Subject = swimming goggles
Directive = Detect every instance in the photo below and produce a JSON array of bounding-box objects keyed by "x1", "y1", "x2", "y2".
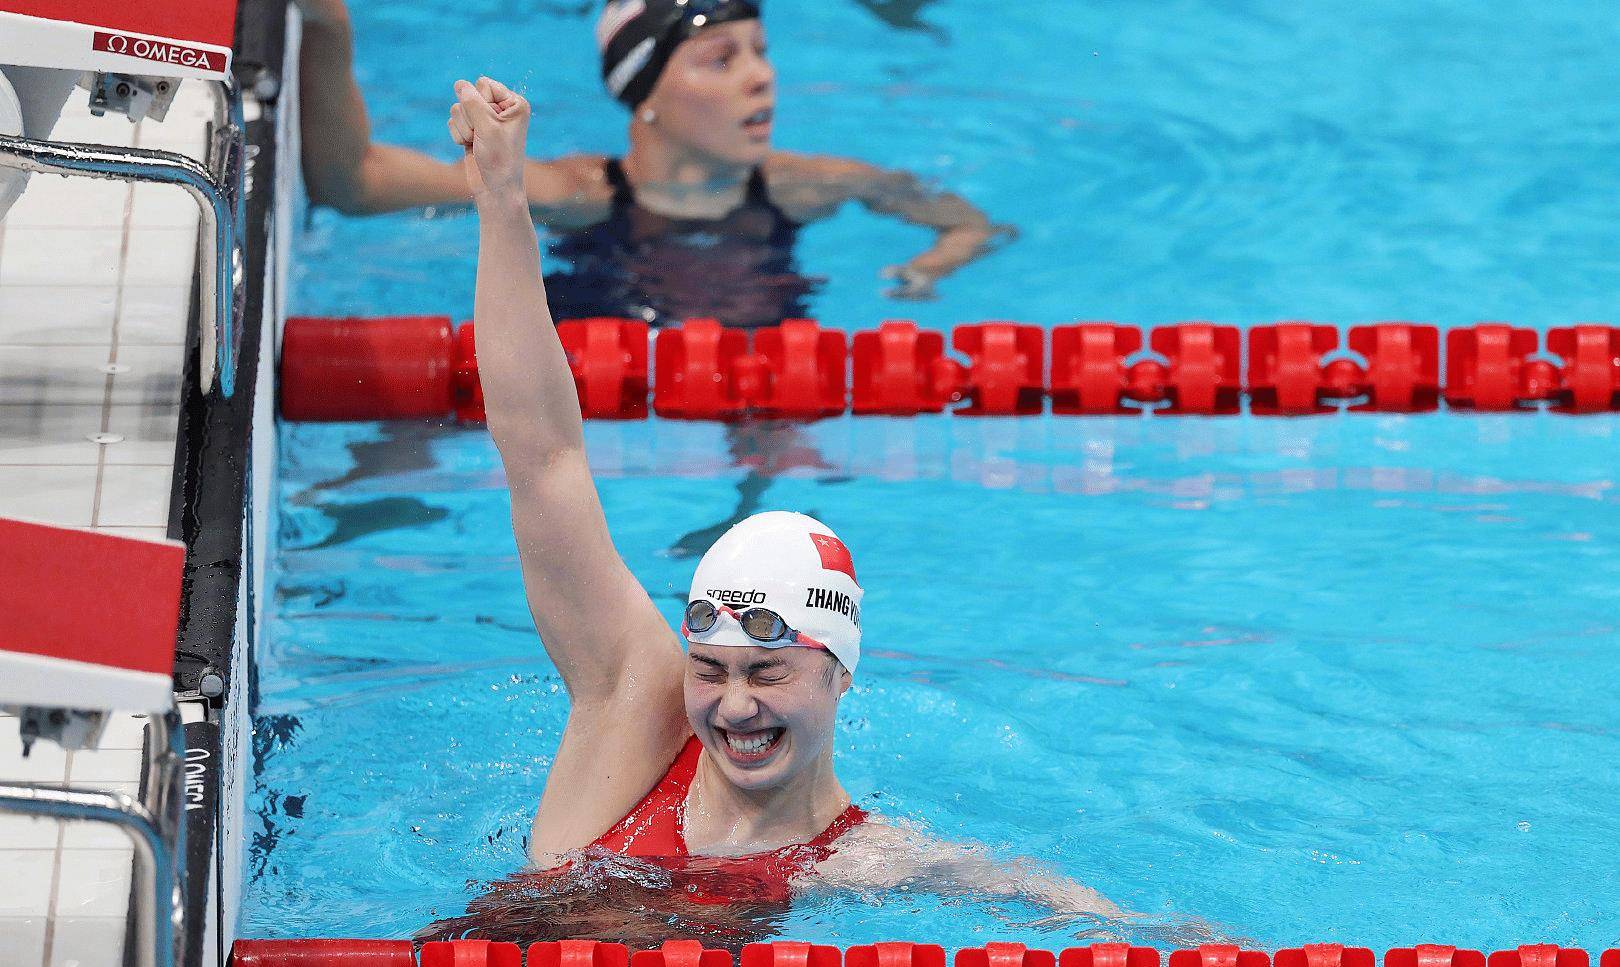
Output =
[
  {"x1": 663, "y1": 0, "x2": 760, "y2": 43},
  {"x1": 682, "y1": 599, "x2": 828, "y2": 650}
]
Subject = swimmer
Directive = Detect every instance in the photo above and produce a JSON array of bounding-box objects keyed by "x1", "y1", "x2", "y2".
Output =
[
  {"x1": 297, "y1": 0, "x2": 1009, "y2": 321},
  {"x1": 443, "y1": 74, "x2": 1120, "y2": 934}
]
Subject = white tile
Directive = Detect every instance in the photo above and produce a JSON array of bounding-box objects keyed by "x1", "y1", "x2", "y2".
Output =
[
  {"x1": 87, "y1": 526, "x2": 168, "y2": 540},
  {"x1": 47, "y1": 114, "x2": 136, "y2": 149},
  {"x1": 0, "y1": 229, "x2": 123, "y2": 288},
  {"x1": 0, "y1": 405, "x2": 104, "y2": 466},
  {"x1": 117, "y1": 286, "x2": 190, "y2": 345},
  {"x1": 124, "y1": 229, "x2": 199, "y2": 287},
  {"x1": 3, "y1": 175, "x2": 129, "y2": 229},
  {"x1": 52, "y1": 851, "x2": 132, "y2": 918},
  {"x1": 163, "y1": 82, "x2": 216, "y2": 121},
  {"x1": 0, "y1": 286, "x2": 118, "y2": 345},
  {"x1": 0, "y1": 718, "x2": 71, "y2": 783},
  {"x1": 65, "y1": 749, "x2": 143, "y2": 785},
  {"x1": 106, "y1": 345, "x2": 184, "y2": 408},
  {"x1": 94, "y1": 466, "x2": 171, "y2": 529},
  {"x1": 132, "y1": 124, "x2": 208, "y2": 157},
  {"x1": 0, "y1": 813, "x2": 61, "y2": 850},
  {"x1": 0, "y1": 852, "x2": 56, "y2": 916},
  {"x1": 134, "y1": 98, "x2": 211, "y2": 151},
  {"x1": 0, "y1": 916, "x2": 46, "y2": 966},
  {"x1": 102, "y1": 405, "x2": 178, "y2": 466},
  {"x1": 0, "y1": 466, "x2": 97, "y2": 527},
  {"x1": 49, "y1": 916, "x2": 127, "y2": 967},
  {"x1": 0, "y1": 345, "x2": 112, "y2": 406},
  {"x1": 60, "y1": 784, "x2": 140, "y2": 850},
  {"x1": 129, "y1": 184, "x2": 200, "y2": 232},
  {"x1": 91, "y1": 716, "x2": 147, "y2": 753}
]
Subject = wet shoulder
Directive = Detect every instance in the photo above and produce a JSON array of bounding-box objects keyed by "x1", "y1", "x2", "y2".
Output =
[
  {"x1": 762, "y1": 151, "x2": 883, "y2": 223},
  {"x1": 526, "y1": 153, "x2": 615, "y2": 230},
  {"x1": 806, "y1": 813, "x2": 921, "y2": 889}
]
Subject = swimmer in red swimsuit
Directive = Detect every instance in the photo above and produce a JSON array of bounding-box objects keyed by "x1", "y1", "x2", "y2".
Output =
[{"x1": 438, "y1": 73, "x2": 1123, "y2": 941}]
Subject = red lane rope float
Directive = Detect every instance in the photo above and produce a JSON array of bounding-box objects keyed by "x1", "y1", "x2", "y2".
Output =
[
  {"x1": 528, "y1": 941, "x2": 632, "y2": 967},
  {"x1": 280, "y1": 315, "x2": 459, "y2": 422},
  {"x1": 277, "y1": 316, "x2": 1620, "y2": 423},
  {"x1": 1488, "y1": 948, "x2": 1590, "y2": 967},
  {"x1": 421, "y1": 939, "x2": 525, "y2": 966},
  {"x1": 744, "y1": 942, "x2": 845, "y2": 967},
  {"x1": 1060, "y1": 944, "x2": 1162, "y2": 967},
  {"x1": 560, "y1": 317, "x2": 650, "y2": 420},
  {"x1": 1386, "y1": 948, "x2": 1486, "y2": 967},
  {"x1": 1167, "y1": 946, "x2": 1270, "y2": 967},
  {"x1": 851, "y1": 320, "x2": 956, "y2": 415},
  {"x1": 1274, "y1": 946, "x2": 1376, "y2": 967},
  {"x1": 226, "y1": 944, "x2": 1620, "y2": 967},
  {"x1": 957, "y1": 942, "x2": 1057, "y2": 967},
  {"x1": 632, "y1": 940, "x2": 735, "y2": 967},
  {"x1": 229, "y1": 938, "x2": 416, "y2": 965},
  {"x1": 846, "y1": 943, "x2": 949, "y2": 967}
]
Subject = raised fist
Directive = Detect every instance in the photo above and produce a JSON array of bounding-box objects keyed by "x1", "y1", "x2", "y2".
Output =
[{"x1": 448, "y1": 76, "x2": 530, "y2": 199}]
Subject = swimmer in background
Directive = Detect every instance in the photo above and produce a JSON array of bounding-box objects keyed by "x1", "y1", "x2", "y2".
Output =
[
  {"x1": 297, "y1": 0, "x2": 1011, "y2": 325},
  {"x1": 425, "y1": 74, "x2": 1121, "y2": 944},
  {"x1": 297, "y1": 0, "x2": 1008, "y2": 553}
]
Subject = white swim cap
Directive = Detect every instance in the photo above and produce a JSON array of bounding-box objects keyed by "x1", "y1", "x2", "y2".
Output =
[{"x1": 686, "y1": 511, "x2": 862, "y2": 675}]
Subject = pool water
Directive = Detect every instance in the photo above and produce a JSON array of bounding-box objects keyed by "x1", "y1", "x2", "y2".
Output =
[
  {"x1": 248, "y1": 415, "x2": 1620, "y2": 948},
  {"x1": 247, "y1": 0, "x2": 1620, "y2": 952}
]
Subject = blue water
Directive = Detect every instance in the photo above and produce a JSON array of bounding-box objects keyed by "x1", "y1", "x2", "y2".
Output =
[{"x1": 248, "y1": 0, "x2": 1620, "y2": 952}]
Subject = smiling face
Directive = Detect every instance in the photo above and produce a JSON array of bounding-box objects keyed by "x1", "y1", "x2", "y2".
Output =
[
  {"x1": 640, "y1": 18, "x2": 776, "y2": 166},
  {"x1": 684, "y1": 643, "x2": 849, "y2": 791}
]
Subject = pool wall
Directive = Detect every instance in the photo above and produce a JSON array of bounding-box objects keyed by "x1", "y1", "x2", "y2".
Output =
[{"x1": 213, "y1": 0, "x2": 298, "y2": 960}]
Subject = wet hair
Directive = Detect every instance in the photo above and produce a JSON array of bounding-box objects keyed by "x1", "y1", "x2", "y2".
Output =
[
  {"x1": 596, "y1": 0, "x2": 762, "y2": 108},
  {"x1": 822, "y1": 651, "x2": 844, "y2": 687}
]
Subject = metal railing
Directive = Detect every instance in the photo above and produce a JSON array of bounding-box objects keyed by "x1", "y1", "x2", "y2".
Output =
[
  {"x1": 0, "y1": 79, "x2": 246, "y2": 396},
  {"x1": 0, "y1": 708, "x2": 189, "y2": 967}
]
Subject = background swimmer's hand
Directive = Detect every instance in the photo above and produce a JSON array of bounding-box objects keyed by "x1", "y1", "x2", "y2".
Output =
[
  {"x1": 449, "y1": 76, "x2": 530, "y2": 201},
  {"x1": 880, "y1": 263, "x2": 942, "y2": 301}
]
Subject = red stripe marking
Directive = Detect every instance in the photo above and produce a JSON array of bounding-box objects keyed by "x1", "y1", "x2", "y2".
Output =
[
  {"x1": 0, "y1": 517, "x2": 184, "y2": 676},
  {"x1": 2, "y1": 0, "x2": 237, "y2": 49}
]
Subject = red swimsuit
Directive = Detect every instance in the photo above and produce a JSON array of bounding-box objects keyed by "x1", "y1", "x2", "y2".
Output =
[{"x1": 588, "y1": 736, "x2": 867, "y2": 904}]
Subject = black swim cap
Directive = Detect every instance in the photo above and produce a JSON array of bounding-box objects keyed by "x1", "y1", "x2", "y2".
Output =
[{"x1": 596, "y1": 0, "x2": 762, "y2": 108}]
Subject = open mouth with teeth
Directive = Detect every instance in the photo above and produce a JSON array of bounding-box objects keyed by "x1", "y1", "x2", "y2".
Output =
[
  {"x1": 716, "y1": 726, "x2": 785, "y2": 764},
  {"x1": 741, "y1": 107, "x2": 773, "y2": 136}
]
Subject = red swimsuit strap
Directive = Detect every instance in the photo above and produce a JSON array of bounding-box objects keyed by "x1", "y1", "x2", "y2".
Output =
[
  {"x1": 590, "y1": 736, "x2": 702, "y2": 857},
  {"x1": 805, "y1": 802, "x2": 869, "y2": 851},
  {"x1": 593, "y1": 736, "x2": 867, "y2": 858}
]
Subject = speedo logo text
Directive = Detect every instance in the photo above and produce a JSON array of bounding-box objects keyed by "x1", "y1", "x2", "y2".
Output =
[{"x1": 707, "y1": 588, "x2": 767, "y2": 605}]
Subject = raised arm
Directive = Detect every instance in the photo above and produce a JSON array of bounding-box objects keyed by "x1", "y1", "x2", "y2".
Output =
[
  {"x1": 450, "y1": 76, "x2": 684, "y2": 721},
  {"x1": 453, "y1": 77, "x2": 689, "y2": 860}
]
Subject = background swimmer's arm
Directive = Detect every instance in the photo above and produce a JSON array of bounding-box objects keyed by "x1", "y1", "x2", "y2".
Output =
[
  {"x1": 298, "y1": 0, "x2": 614, "y2": 224},
  {"x1": 298, "y1": 0, "x2": 471, "y2": 214},
  {"x1": 765, "y1": 153, "x2": 1013, "y2": 300},
  {"x1": 454, "y1": 78, "x2": 689, "y2": 859},
  {"x1": 811, "y1": 820, "x2": 1123, "y2": 919}
]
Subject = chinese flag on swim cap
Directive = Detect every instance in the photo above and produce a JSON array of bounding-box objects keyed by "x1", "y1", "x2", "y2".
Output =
[{"x1": 809, "y1": 533, "x2": 857, "y2": 583}]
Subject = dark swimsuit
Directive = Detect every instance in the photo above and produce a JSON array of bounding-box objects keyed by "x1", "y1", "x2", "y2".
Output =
[{"x1": 543, "y1": 158, "x2": 819, "y2": 330}]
